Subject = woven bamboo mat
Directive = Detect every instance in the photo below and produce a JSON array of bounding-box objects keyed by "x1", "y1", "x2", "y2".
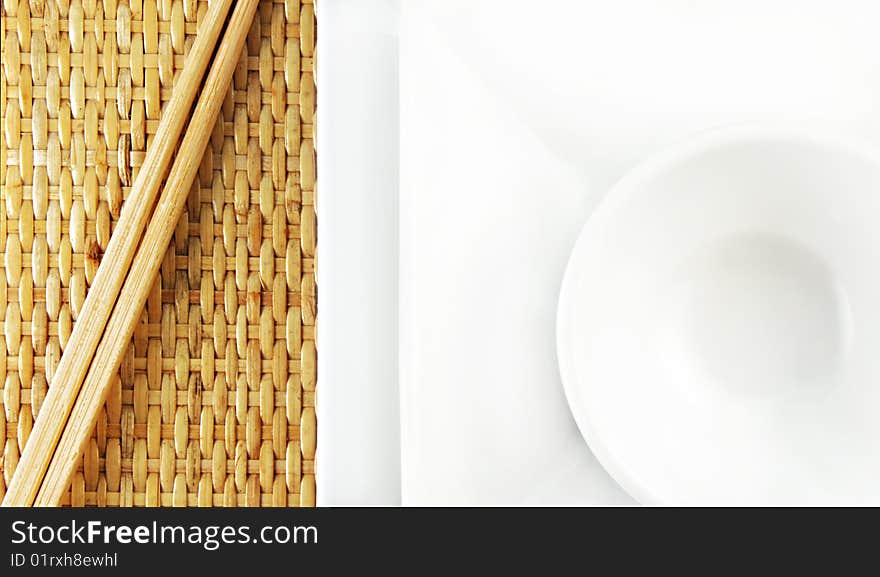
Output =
[{"x1": 0, "y1": 0, "x2": 316, "y2": 506}]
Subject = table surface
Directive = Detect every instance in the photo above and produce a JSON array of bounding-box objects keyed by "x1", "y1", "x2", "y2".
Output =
[{"x1": 317, "y1": 0, "x2": 402, "y2": 505}]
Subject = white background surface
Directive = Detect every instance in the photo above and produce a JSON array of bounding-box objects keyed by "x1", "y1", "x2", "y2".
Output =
[
  {"x1": 317, "y1": 0, "x2": 401, "y2": 505},
  {"x1": 400, "y1": 0, "x2": 880, "y2": 505}
]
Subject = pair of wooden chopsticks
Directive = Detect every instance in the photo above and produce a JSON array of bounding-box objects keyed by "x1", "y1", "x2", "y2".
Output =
[{"x1": 2, "y1": 0, "x2": 261, "y2": 507}]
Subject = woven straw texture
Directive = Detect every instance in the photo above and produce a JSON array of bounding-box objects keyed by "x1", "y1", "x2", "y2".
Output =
[{"x1": 0, "y1": 0, "x2": 316, "y2": 506}]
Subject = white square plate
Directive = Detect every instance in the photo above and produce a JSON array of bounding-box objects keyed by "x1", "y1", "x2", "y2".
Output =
[{"x1": 399, "y1": 0, "x2": 880, "y2": 505}]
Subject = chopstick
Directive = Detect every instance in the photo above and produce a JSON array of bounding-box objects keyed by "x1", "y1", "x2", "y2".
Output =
[
  {"x1": 0, "y1": 0, "x2": 237, "y2": 507},
  {"x1": 29, "y1": 0, "x2": 261, "y2": 506}
]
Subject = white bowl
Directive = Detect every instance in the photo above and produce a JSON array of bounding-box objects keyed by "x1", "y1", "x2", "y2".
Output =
[{"x1": 557, "y1": 125, "x2": 880, "y2": 505}]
